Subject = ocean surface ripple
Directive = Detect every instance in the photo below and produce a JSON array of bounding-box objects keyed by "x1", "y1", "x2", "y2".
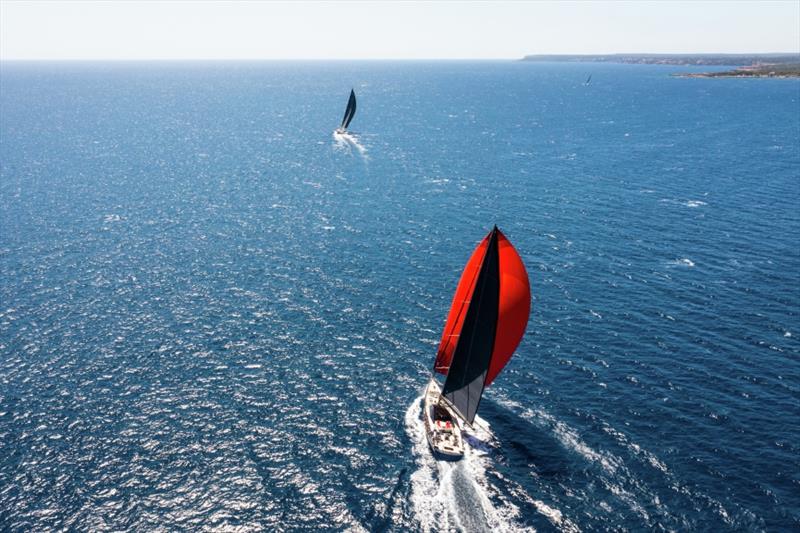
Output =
[{"x1": 1, "y1": 61, "x2": 798, "y2": 531}]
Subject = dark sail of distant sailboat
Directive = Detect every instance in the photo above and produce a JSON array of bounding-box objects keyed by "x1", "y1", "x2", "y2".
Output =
[
  {"x1": 338, "y1": 89, "x2": 357, "y2": 132},
  {"x1": 584, "y1": 74, "x2": 592, "y2": 86}
]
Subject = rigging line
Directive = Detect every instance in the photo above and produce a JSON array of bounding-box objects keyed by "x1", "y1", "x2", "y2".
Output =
[
  {"x1": 432, "y1": 234, "x2": 491, "y2": 375},
  {"x1": 436, "y1": 238, "x2": 488, "y2": 370},
  {"x1": 438, "y1": 239, "x2": 487, "y2": 359}
]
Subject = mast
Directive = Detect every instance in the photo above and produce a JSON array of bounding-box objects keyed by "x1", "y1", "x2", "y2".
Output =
[{"x1": 440, "y1": 227, "x2": 501, "y2": 426}]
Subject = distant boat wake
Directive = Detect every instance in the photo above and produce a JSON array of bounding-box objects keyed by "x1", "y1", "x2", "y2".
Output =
[
  {"x1": 332, "y1": 130, "x2": 368, "y2": 157},
  {"x1": 404, "y1": 394, "x2": 529, "y2": 532}
]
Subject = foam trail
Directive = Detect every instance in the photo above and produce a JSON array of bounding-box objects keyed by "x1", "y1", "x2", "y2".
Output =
[
  {"x1": 404, "y1": 394, "x2": 533, "y2": 533},
  {"x1": 492, "y1": 395, "x2": 738, "y2": 528},
  {"x1": 332, "y1": 131, "x2": 368, "y2": 157}
]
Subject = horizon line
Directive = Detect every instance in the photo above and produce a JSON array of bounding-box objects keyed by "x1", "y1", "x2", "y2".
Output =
[{"x1": 2, "y1": 51, "x2": 799, "y2": 63}]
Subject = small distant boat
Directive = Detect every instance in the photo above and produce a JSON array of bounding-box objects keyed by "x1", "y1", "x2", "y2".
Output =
[
  {"x1": 335, "y1": 89, "x2": 357, "y2": 134},
  {"x1": 583, "y1": 74, "x2": 592, "y2": 86},
  {"x1": 423, "y1": 226, "x2": 531, "y2": 460}
]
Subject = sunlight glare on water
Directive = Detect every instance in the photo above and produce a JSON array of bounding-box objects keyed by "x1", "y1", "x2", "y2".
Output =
[{"x1": 1, "y1": 61, "x2": 798, "y2": 531}]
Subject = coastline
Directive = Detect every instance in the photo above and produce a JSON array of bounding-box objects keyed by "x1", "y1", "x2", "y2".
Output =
[
  {"x1": 520, "y1": 53, "x2": 800, "y2": 66},
  {"x1": 520, "y1": 54, "x2": 800, "y2": 78},
  {"x1": 674, "y1": 72, "x2": 800, "y2": 78},
  {"x1": 673, "y1": 64, "x2": 800, "y2": 78}
]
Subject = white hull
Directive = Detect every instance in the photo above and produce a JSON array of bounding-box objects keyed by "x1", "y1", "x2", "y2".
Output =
[{"x1": 423, "y1": 379, "x2": 465, "y2": 460}]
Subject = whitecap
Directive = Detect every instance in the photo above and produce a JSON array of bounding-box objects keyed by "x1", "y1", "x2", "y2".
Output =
[
  {"x1": 684, "y1": 200, "x2": 707, "y2": 208},
  {"x1": 668, "y1": 258, "x2": 695, "y2": 268}
]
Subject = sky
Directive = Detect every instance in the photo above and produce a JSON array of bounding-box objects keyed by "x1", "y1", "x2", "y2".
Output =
[{"x1": 1, "y1": 1, "x2": 799, "y2": 60}]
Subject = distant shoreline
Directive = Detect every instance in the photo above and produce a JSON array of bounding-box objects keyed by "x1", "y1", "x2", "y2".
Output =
[
  {"x1": 520, "y1": 53, "x2": 800, "y2": 66},
  {"x1": 521, "y1": 54, "x2": 800, "y2": 78},
  {"x1": 672, "y1": 64, "x2": 800, "y2": 78}
]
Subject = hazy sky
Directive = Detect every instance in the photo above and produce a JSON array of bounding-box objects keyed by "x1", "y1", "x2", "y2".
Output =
[{"x1": 2, "y1": 1, "x2": 799, "y2": 60}]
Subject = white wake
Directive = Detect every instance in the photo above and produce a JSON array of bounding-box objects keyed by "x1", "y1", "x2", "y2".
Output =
[
  {"x1": 332, "y1": 130, "x2": 368, "y2": 157},
  {"x1": 404, "y1": 395, "x2": 533, "y2": 533}
]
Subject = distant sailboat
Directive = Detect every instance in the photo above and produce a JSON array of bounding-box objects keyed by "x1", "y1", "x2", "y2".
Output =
[
  {"x1": 423, "y1": 226, "x2": 531, "y2": 459},
  {"x1": 584, "y1": 74, "x2": 592, "y2": 86},
  {"x1": 335, "y1": 89, "x2": 357, "y2": 134}
]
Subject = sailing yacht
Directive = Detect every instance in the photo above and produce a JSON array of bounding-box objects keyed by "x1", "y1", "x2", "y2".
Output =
[
  {"x1": 335, "y1": 89, "x2": 357, "y2": 134},
  {"x1": 424, "y1": 226, "x2": 531, "y2": 460}
]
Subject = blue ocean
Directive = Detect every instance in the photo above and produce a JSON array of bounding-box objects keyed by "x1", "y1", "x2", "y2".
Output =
[{"x1": 1, "y1": 61, "x2": 798, "y2": 531}]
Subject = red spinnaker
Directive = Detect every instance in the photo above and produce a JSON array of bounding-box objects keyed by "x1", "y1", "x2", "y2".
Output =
[{"x1": 434, "y1": 228, "x2": 531, "y2": 385}]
